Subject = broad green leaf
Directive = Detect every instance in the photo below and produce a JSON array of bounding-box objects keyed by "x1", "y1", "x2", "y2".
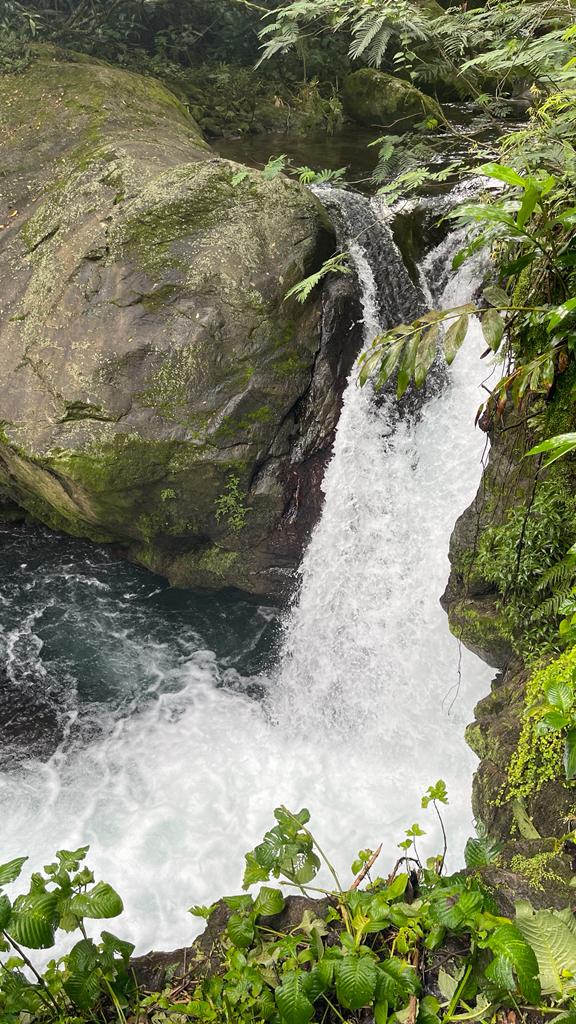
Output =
[
  {"x1": 64, "y1": 939, "x2": 101, "y2": 1010},
  {"x1": 525, "y1": 433, "x2": 576, "y2": 468},
  {"x1": 489, "y1": 923, "x2": 540, "y2": 1002},
  {"x1": 464, "y1": 829, "x2": 502, "y2": 869},
  {"x1": 546, "y1": 682, "x2": 573, "y2": 713},
  {"x1": 223, "y1": 894, "x2": 253, "y2": 913},
  {"x1": 71, "y1": 881, "x2": 123, "y2": 920},
  {"x1": 100, "y1": 930, "x2": 135, "y2": 962},
  {"x1": 483, "y1": 286, "x2": 510, "y2": 308},
  {"x1": 227, "y1": 913, "x2": 255, "y2": 949},
  {"x1": 481, "y1": 308, "x2": 504, "y2": 351},
  {"x1": 517, "y1": 183, "x2": 540, "y2": 230},
  {"x1": 485, "y1": 953, "x2": 516, "y2": 992},
  {"x1": 414, "y1": 324, "x2": 440, "y2": 387},
  {"x1": 375, "y1": 1000, "x2": 389, "y2": 1024},
  {"x1": 547, "y1": 297, "x2": 576, "y2": 333},
  {"x1": 275, "y1": 971, "x2": 314, "y2": 1024},
  {"x1": 336, "y1": 954, "x2": 377, "y2": 1010},
  {"x1": 565, "y1": 729, "x2": 576, "y2": 781},
  {"x1": 0, "y1": 893, "x2": 11, "y2": 931},
  {"x1": 480, "y1": 162, "x2": 527, "y2": 187},
  {"x1": 418, "y1": 995, "x2": 441, "y2": 1024},
  {"x1": 443, "y1": 314, "x2": 469, "y2": 365},
  {"x1": 254, "y1": 886, "x2": 285, "y2": 918},
  {"x1": 437, "y1": 968, "x2": 458, "y2": 1000},
  {"x1": 301, "y1": 964, "x2": 329, "y2": 1002},
  {"x1": 243, "y1": 851, "x2": 271, "y2": 889},
  {"x1": 56, "y1": 847, "x2": 89, "y2": 870},
  {"x1": 8, "y1": 892, "x2": 58, "y2": 949},
  {"x1": 382, "y1": 874, "x2": 409, "y2": 902},
  {"x1": 376, "y1": 959, "x2": 418, "y2": 1004},
  {"x1": 516, "y1": 900, "x2": 576, "y2": 994},
  {"x1": 0, "y1": 858, "x2": 28, "y2": 887}
]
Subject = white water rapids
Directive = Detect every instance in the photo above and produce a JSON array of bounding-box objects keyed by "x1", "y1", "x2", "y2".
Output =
[{"x1": 0, "y1": 190, "x2": 493, "y2": 956}]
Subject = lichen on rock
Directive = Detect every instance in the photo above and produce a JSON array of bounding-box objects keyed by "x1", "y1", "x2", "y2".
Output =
[{"x1": 0, "y1": 47, "x2": 362, "y2": 597}]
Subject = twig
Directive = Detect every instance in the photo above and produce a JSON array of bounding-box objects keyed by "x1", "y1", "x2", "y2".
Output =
[
  {"x1": 406, "y1": 949, "x2": 421, "y2": 1024},
  {"x1": 350, "y1": 844, "x2": 383, "y2": 890}
]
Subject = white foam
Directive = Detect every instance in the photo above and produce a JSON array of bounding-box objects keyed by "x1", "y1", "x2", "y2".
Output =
[{"x1": 0, "y1": 202, "x2": 493, "y2": 958}]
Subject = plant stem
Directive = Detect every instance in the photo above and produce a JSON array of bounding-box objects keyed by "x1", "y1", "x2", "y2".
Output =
[{"x1": 2, "y1": 932, "x2": 63, "y2": 1017}]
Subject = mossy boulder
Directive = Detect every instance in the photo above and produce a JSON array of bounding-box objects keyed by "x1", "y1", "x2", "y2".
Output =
[
  {"x1": 0, "y1": 48, "x2": 361, "y2": 597},
  {"x1": 341, "y1": 68, "x2": 442, "y2": 129}
]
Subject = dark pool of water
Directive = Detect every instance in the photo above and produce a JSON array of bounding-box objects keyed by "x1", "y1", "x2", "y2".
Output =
[{"x1": 0, "y1": 523, "x2": 280, "y2": 765}]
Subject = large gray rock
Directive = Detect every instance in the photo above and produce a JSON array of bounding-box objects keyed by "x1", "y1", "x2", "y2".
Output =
[{"x1": 0, "y1": 49, "x2": 361, "y2": 597}]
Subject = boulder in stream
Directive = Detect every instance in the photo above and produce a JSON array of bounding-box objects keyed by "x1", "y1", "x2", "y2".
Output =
[
  {"x1": 342, "y1": 69, "x2": 443, "y2": 129},
  {"x1": 0, "y1": 48, "x2": 361, "y2": 597}
]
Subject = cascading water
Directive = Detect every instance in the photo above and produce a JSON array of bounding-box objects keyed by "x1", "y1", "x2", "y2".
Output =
[{"x1": 0, "y1": 188, "x2": 493, "y2": 956}]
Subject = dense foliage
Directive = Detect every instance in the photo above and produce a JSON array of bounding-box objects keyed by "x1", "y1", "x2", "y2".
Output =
[{"x1": 3, "y1": 796, "x2": 576, "y2": 1024}]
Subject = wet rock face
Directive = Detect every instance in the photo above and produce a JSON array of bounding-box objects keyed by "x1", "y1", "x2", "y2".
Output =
[
  {"x1": 341, "y1": 69, "x2": 443, "y2": 129},
  {"x1": 0, "y1": 49, "x2": 361, "y2": 598}
]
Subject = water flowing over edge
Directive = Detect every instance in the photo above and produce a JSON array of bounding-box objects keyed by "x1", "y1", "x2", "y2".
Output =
[{"x1": 0, "y1": 189, "x2": 494, "y2": 958}]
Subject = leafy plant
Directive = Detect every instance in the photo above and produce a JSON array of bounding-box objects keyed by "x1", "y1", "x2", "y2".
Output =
[
  {"x1": 0, "y1": 847, "x2": 133, "y2": 1021},
  {"x1": 285, "y1": 252, "x2": 350, "y2": 304},
  {"x1": 215, "y1": 474, "x2": 249, "y2": 533}
]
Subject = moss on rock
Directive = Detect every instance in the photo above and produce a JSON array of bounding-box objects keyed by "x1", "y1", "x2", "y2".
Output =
[
  {"x1": 341, "y1": 69, "x2": 443, "y2": 129},
  {"x1": 0, "y1": 49, "x2": 359, "y2": 597}
]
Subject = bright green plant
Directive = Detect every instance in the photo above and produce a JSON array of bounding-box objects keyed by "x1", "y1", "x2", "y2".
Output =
[
  {"x1": 529, "y1": 663, "x2": 576, "y2": 781},
  {"x1": 215, "y1": 474, "x2": 249, "y2": 533},
  {"x1": 0, "y1": 847, "x2": 133, "y2": 1021},
  {"x1": 6, "y1": 793, "x2": 576, "y2": 1024}
]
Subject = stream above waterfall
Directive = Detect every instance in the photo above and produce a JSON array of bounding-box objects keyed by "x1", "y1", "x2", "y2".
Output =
[{"x1": 0, "y1": 183, "x2": 494, "y2": 957}]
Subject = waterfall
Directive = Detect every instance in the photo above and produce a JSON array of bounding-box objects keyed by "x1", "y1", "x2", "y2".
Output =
[{"x1": 0, "y1": 188, "x2": 493, "y2": 958}]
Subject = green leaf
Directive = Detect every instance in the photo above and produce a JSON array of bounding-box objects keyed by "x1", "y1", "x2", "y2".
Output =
[
  {"x1": 335, "y1": 954, "x2": 378, "y2": 1010},
  {"x1": 397, "y1": 332, "x2": 421, "y2": 399},
  {"x1": 64, "y1": 938, "x2": 102, "y2": 1010},
  {"x1": 223, "y1": 894, "x2": 254, "y2": 913},
  {"x1": 480, "y1": 163, "x2": 528, "y2": 187},
  {"x1": 100, "y1": 930, "x2": 135, "y2": 962},
  {"x1": 414, "y1": 324, "x2": 440, "y2": 386},
  {"x1": 0, "y1": 893, "x2": 11, "y2": 931},
  {"x1": 243, "y1": 851, "x2": 271, "y2": 889},
  {"x1": 516, "y1": 900, "x2": 576, "y2": 995},
  {"x1": 546, "y1": 682, "x2": 573, "y2": 713},
  {"x1": 464, "y1": 828, "x2": 502, "y2": 868},
  {"x1": 254, "y1": 886, "x2": 285, "y2": 918},
  {"x1": 376, "y1": 959, "x2": 418, "y2": 1004},
  {"x1": 71, "y1": 881, "x2": 123, "y2": 920},
  {"x1": 375, "y1": 1000, "x2": 389, "y2": 1024},
  {"x1": 525, "y1": 433, "x2": 576, "y2": 468},
  {"x1": 483, "y1": 285, "x2": 510, "y2": 308},
  {"x1": 488, "y1": 923, "x2": 540, "y2": 1002},
  {"x1": 8, "y1": 892, "x2": 58, "y2": 949},
  {"x1": 443, "y1": 314, "x2": 469, "y2": 366},
  {"x1": 517, "y1": 183, "x2": 540, "y2": 230},
  {"x1": 565, "y1": 729, "x2": 576, "y2": 781},
  {"x1": 275, "y1": 971, "x2": 314, "y2": 1024},
  {"x1": 481, "y1": 308, "x2": 504, "y2": 351},
  {"x1": 418, "y1": 995, "x2": 441, "y2": 1024},
  {"x1": 231, "y1": 170, "x2": 249, "y2": 187},
  {"x1": 227, "y1": 913, "x2": 255, "y2": 949},
  {"x1": 0, "y1": 858, "x2": 28, "y2": 887}
]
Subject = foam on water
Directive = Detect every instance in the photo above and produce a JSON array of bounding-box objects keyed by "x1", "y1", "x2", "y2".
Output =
[{"x1": 0, "y1": 192, "x2": 493, "y2": 956}]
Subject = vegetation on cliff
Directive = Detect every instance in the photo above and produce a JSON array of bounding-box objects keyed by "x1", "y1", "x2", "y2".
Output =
[
  {"x1": 3, "y1": 0, "x2": 576, "y2": 1020},
  {"x1": 4, "y1": 795, "x2": 576, "y2": 1024}
]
